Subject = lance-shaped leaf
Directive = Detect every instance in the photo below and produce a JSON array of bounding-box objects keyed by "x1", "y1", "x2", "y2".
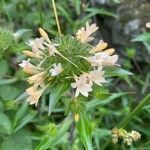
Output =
[
  {"x1": 76, "y1": 114, "x2": 92, "y2": 150},
  {"x1": 48, "y1": 83, "x2": 70, "y2": 116},
  {"x1": 86, "y1": 93, "x2": 128, "y2": 109},
  {"x1": 105, "y1": 67, "x2": 133, "y2": 78}
]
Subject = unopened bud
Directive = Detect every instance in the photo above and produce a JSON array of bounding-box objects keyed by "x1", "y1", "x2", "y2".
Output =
[
  {"x1": 104, "y1": 48, "x2": 115, "y2": 55},
  {"x1": 39, "y1": 28, "x2": 50, "y2": 42},
  {"x1": 74, "y1": 113, "x2": 80, "y2": 122},
  {"x1": 23, "y1": 50, "x2": 37, "y2": 58},
  {"x1": 91, "y1": 41, "x2": 108, "y2": 53}
]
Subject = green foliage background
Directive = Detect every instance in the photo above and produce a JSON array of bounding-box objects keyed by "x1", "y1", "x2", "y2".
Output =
[{"x1": 0, "y1": 0, "x2": 149, "y2": 149}]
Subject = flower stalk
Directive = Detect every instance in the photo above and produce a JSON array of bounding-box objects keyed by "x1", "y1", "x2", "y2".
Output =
[
  {"x1": 52, "y1": 0, "x2": 61, "y2": 35},
  {"x1": 118, "y1": 93, "x2": 150, "y2": 128}
]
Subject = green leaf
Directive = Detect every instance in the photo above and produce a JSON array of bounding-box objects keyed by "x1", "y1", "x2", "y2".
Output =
[
  {"x1": 13, "y1": 101, "x2": 28, "y2": 129},
  {"x1": 86, "y1": 8, "x2": 118, "y2": 18},
  {"x1": 76, "y1": 114, "x2": 92, "y2": 150},
  {"x1": 0, "y1": 59, "x2": 9, "y2": 76},
  {"x1": 15, "y1": 92, "x2": 28, "y2": 101},
  {"x1": 86, "y1": 93, "x2": 128, "y2": 109},
  {"x1": 57, "y1": 5, "x2": 73, "y2": 23},
  {"x1": 143, "y1": 42, "x2": 150, "y2": 54},
  {"x1": 48, "y1": 83, "x2": 70, "y2": 115},
  {"x1": 0, "y1": 129, "x2": 32, "y2": 150},
  {"x1": 73, "y1": 0, "x2": 81, "y2": 15},
  {"x1": 132, "y1": 32, "x2": 150, "y2": 42},
  {"x1": 0, "y1": 112, "x2": 12, "y2": 135},
  {"x1": 0, "y1": 84, "x2": 23, "y2": 100},
  {"x1": 0, "y1": 100, "x2": 4, "y2": 110},
  {"x1": 35, "y1": 118, "x2": 71, "y2": 150},
  {"x1": 14, "y1": 111, "x2": 36, "y2": 132},
  {"x1": 105, "y1": 67, "x2": 133, "y2": 78}
]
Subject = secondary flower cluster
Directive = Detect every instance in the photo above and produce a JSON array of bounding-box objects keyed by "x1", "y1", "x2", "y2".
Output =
[
  {"x1": 112, "y1": 128, "x2": 141, "y2": 146},
  {"x1": 19, "y1": 23, "x2": 118, "y2": 105}
]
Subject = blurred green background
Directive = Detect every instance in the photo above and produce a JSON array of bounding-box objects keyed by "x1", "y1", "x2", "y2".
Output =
[{"x1": 0, "y1": 0, "x2": 149, "y2": 149}]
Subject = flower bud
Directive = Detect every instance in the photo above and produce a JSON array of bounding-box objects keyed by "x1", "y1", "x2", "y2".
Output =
[
  {"x1": 91, "y1": 41, "x2": 108, "y2": 53},
  {"x1": 104, "y1": 48, "x2": 115, "y2": 55},
  {"x1": 39, "y1": 28, "x2": 50, "y2": 42},
  {"x1": 23, "y1": 50, "x2": 38, "y2": 58},
  {"x1": 74, "y1": 113, "x2": 80, "y2": 122}
]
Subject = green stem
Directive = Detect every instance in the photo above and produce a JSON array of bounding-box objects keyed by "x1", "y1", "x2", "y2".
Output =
[
  {"x1": 52, "y1": 0, "x2": 61, "y2": 35},
  {"x1": 118, "y1": 93, "x2": 150, "y2": 128}
]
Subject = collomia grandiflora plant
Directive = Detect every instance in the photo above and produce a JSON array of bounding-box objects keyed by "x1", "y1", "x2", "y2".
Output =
[
  {"x1": 19, "y1": 23, "x2": 118, "y2": 107},
  {"x1": 19, "y1": 23, "x2": 141, "y2": 147}
]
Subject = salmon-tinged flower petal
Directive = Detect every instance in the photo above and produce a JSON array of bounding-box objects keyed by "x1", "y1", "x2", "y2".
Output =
[
  {"x1": 76, "y1": 23, "x2": 98, "y2": 43},
  {"x1": 28, "y1": 38, "x2": 45, "y2": 50},
  {"x1": 27, "y1": 38, "x2": 45, "y2": 59},
  {"x1": 104, "y1": 48, "x2": 115, "y2": 56},
  {"x1": 91, "y1": 40, "x2": 108, "y2": 53},
  {"x1": 87, "y1": 68, "x2": 106, "y2": 86},
  {"x1": 27, "y1": 71, "x2": 45, "y2": 86},
  {"x1": 19, "y1": 60, "x2": 41, "y2": 74},
  {"x1": 23, "y1": 50, "x2": 40, "y2": 58},
  {"x1": 27, "y1": 88, "x2": 44, "y2": 106},
  {"x1": 88, "y1": 52, "x2": 118, "y2": 67}
]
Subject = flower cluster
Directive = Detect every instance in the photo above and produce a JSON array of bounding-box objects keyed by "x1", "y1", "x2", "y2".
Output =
[
  {"x1": 112, "y1": 128, "x2": 141, "y2": 146},
  {"x1": 19, "y1": 22, "x2": 118, "y2": 105}
]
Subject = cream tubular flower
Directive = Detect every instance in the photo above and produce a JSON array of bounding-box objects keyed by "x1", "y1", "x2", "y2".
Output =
[
  {"x1": 89, "y1": 39, "x2": 118, "y2": 66},
  {"x1": 47, "y1": 43, "x2": 59, "y2": 56},
  {"x1": 38, "y1": 28, "x2": 59, "y2": 56},
  {"x1": 71, "y1": 74, "x2": 92, "y2": 97},
  {"x1": 23, "y1": 50, "x2": 39, "y2": 58},
  {"x1": 27, "y1": 38, "x2": 45, "y2": 59},
  {"x1": 19, "y1": 60, "x2": 41, "y2": 74},
  {"x1": 27, "y1": 71, "x2": 45, "y2": 86},
  {"x1": 76, "y1": 22, "x2": 98, "y2": 43},
  {"x1": 104, "y1": 48, "x2": 115, "y2": 56},
  {"x1": 87, "y1": 55, "x2": 103, "y2": 67},
  {"x1": 91, "y1": 40, "x2": 108, "y2": 53},
  {"x1": 87, "y1": 67, "x2": 106, "y2": 86},
  {"x1": 50, "y1": 63, "x2": 63, "y2": 76},
  {"x1": 101, "y1": 54, "x2": 118, "y2": 66},
  {"x1": 91, "y1": 52, "x2": 118, "y2": 66},
  {"x1": 32, "y1": 38, "x2": 45, "y2": 50},
  {"x1": 28, "y1": 38, "x2": 44, "y2": 50},
  {"x1": 26, "y1": 86, "x2": 45, "y2": 106}
]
